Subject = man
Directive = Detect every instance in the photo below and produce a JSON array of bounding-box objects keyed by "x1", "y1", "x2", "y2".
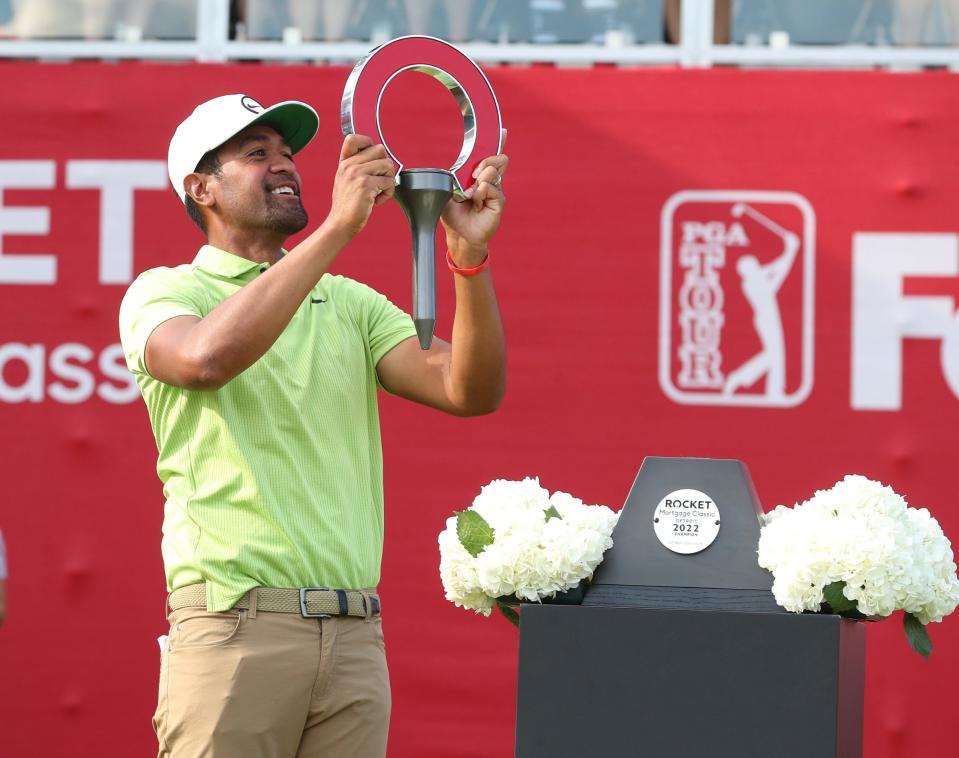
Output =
[{"x1": 119, "y1": 93, "x2": 507, "y2": 758}]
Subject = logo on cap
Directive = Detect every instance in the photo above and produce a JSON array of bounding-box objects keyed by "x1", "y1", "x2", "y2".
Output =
[{"x1": 241, "y1": 96, "x2": 263, "y2": 114}]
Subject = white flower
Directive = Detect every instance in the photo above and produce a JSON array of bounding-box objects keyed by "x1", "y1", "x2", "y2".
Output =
[
  {"x1": 758, "y1": 475, "x2": 959, "y2": 625},
  {"x1": 438, "y1": 478, "x2": 619, "y2": 615}
]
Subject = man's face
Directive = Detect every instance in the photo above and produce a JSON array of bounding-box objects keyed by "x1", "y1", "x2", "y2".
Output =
[{"x1": 210, "y1": 124, "x2": 307, "y2": 236}]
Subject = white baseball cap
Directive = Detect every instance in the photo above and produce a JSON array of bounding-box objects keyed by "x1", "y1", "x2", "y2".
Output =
[{"x1": 167, "y1": 94, "x2": 319, "y2": 203}]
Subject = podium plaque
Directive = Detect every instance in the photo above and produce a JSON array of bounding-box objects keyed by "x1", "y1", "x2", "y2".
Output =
[{"x1": 584, "y1": 456, "x2": 780, "y2": 612}]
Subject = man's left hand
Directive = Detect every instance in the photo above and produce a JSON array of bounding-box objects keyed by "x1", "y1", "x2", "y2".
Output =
[{"x1": 441, "y1": 150, "x2": 509, "y2": 266}]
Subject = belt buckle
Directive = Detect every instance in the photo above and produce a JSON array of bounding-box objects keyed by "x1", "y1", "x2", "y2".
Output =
[{"x1": 299, "y1": 587, "x2": 332, "y2": 618}]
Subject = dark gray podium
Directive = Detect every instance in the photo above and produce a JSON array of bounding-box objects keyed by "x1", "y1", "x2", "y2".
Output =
[{"x1": 515, "y1": 458, "x2": 866, "y2": 758}]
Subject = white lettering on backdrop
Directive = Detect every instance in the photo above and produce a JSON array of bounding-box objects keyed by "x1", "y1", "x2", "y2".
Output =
[
  {"x1": 0, "y1": 159, "x2": 166, "y2": 286},
  {"x1": 851, "y1": 233, "x2": 959, "y2": 410},
  {"x1": 0, "y1": 159, "x2": 165, "y2": 404},
  {"x1": 0, "y1": 342, "x2": 137, "y2": 405},
  {"x1": 65, "y1": 161, "x2": 168, "y2": 284},
  {"x1": 0, "y1": 160, "x2": 57, "y2": 284}
]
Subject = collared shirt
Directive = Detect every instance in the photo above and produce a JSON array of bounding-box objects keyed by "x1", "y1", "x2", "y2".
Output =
[{"x1": 119, "y1": 245, "x2": 417, "y2": 611}]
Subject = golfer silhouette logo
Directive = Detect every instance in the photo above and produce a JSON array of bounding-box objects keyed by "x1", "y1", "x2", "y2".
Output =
[
  {"x1": 659, "y1": 191, "x2": 815, "y2": 408},
  {"x1": 722, "y1": 204, "x2": 801, "y2": 401}
]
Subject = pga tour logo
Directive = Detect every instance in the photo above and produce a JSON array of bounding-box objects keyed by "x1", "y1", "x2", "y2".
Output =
[{"x1": 659, "y1": 190, "x2": 815, "y2": 407}]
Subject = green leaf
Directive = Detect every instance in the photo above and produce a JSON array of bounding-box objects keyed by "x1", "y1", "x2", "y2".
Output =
[
  {"x1": 496, "y1": 600, "x2": 520, "y2": 628},
  {"x1": 904, "y1": 612, "x2": 933, "y2": 659},
  {"x1": 456, "y1": 510, "x2": 495, "y2": 558},
  {"x1": 544, "y1": 505, "x2": 562, "y2": 522},
  {"x1": 823, "y1": 581, "x2": 858, "y2": 615}
]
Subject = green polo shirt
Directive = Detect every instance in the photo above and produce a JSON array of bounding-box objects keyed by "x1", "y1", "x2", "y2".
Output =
[{"x1": 119, "y1": 245, "x2": 417, "y2": 611}]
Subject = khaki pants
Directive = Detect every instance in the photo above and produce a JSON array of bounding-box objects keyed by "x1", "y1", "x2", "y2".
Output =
[{"x1": 154, "y1": 595, "x2": 390, "y2": 758}]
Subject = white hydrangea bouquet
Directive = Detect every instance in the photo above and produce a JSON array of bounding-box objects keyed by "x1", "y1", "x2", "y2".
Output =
[
  {"x1": 758, "y1": 475, "x2": 959, "y2": 658},
  {"x1": 438, "y1": 477, "x2": 619, "y2": 626}
]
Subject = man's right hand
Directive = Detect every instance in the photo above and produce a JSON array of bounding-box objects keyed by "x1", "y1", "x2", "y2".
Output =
[{"x1": 326, "y1": 135, "x2": 396, "y2": 240}]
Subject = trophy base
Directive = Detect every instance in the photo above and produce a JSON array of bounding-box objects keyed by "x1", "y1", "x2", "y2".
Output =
[{"x1": 394, "y1": 169, "x2": 454, "y2": 352}]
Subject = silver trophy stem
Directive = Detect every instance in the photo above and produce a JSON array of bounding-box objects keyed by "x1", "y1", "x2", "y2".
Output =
[{"x1": 393, "y1": 168, "x2": 454, "y2": 350}]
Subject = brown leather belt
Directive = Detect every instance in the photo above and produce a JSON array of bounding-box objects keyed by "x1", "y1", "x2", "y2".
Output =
[{"x1": 168, "y1": 584, "x2": 381, "y2": 618}]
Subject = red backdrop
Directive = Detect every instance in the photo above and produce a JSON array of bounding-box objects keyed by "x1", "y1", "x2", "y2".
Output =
[{"x1": 1, "y1": 61, "x2": 958, "y2": 758}]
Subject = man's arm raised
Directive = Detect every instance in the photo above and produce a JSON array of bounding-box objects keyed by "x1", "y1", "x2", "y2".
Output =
[
  {"x1": 376, "y1": 153, "x2": 508, "y2": 416},
  {"x1": 145, "y1": 135, "x2": 395, "y2": 390}
]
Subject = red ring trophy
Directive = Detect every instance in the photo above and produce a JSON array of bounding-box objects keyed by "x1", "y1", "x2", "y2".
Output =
[{"x1": 341, "y1": 36, "x2": 504, "y2": 349}]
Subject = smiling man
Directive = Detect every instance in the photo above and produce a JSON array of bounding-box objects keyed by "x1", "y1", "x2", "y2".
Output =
[{"x1": 119, "y1": 94, "x2": 507, "y2": 758}]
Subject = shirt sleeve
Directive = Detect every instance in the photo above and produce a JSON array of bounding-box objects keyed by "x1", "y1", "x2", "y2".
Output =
[
  {"x1": 118, "y1": 267, "x2": 206, "y2": 377},
  {"x1": 338, "y1": 277, "x2": 418, "y2": 370},
  {"x1": 366, "y1": 290, "x2": 418, "y2": 367}
]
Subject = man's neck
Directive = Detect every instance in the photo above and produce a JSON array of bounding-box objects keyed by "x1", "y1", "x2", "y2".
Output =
[{"x1": 206, "y1": 228, "x2": 288, "y2": 265}]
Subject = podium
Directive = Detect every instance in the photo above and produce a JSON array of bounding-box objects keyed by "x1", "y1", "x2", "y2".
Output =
[{"x1": 515, "y1": 458, "x2": 866, "y2": 758}]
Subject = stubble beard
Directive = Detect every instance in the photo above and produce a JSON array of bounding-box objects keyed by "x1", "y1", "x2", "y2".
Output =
[{"x1": 264, "y1": 193, "x2": 309, "y2": 236}]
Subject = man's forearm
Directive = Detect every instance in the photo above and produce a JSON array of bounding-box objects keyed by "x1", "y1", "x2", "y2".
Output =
[
  {"x1": 447, "y1": 265, "x2": 506, "y2": 414},
  {"x1": 168, "y1": 222, "x2": 350, "y2": 388}
]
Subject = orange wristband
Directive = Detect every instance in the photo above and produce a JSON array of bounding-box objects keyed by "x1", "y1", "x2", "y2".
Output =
[{"x1": 447, "y1": 249, "x2": 490, "y2": 276}]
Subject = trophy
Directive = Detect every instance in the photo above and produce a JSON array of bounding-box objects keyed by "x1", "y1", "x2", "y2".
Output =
[{"x1": 341, "y1": 35, "x2": 505, "y2": 349}]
